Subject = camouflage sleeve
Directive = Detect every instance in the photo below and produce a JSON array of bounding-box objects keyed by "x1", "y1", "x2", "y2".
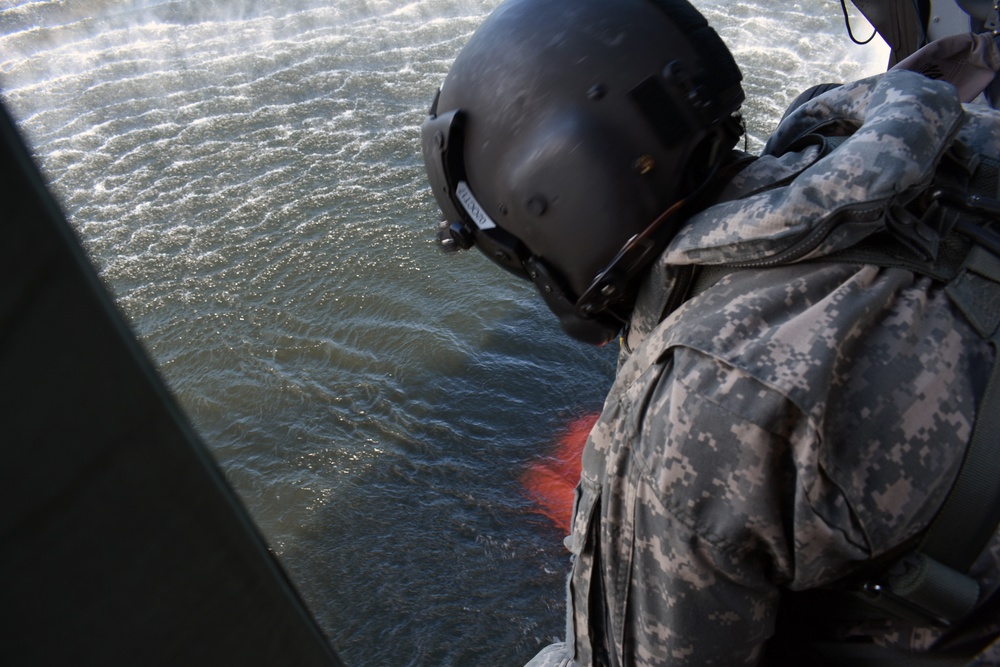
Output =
[
  {"x1": 619, "y1": 346, "x2": 804, "y2": 666},
  {"x1": 571, "y1": 341, "x2": 856, "y2": 666}
]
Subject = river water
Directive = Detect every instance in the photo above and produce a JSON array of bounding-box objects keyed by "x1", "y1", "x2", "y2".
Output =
[{"x1": 0, "y1": 1, "x2": 887, "y2": 665}]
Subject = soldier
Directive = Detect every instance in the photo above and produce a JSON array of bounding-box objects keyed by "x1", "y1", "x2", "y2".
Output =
[{"x1": 421, "y1": 0, "x2": 1000, "y2": 664}]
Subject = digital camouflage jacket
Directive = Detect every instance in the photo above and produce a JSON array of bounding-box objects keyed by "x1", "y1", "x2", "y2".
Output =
[{"x1": 528, "y1": 69, "x2": 1000, "y2": 666}]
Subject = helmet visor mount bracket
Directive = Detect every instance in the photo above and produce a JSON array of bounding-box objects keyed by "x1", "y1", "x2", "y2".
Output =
[{"x1": 422, "y1": 96, "x2": 530, "y2": 280}]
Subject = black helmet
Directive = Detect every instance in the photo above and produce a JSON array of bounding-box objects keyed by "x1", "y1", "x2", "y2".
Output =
[{"x1": 422, "y1": 0, "x2": 744, "y2": 345}]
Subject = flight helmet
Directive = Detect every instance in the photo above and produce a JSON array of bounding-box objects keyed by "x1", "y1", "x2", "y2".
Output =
[{"x1": 422, "y1": 0, "x2": 744, "y2": 344}]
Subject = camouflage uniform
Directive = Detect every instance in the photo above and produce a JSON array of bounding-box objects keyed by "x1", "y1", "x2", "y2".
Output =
[{"x1": 527, "y1": 69, "x2": 1000, "y2": 666}]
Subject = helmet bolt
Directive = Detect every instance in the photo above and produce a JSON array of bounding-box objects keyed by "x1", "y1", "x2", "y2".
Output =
[
  {"x1": 601, "y1": 284, "x2": 617, "y2": 297},
  {"x1": 498, "y1": 202, "x2": 508, "y2": 215},
  {"x1": 527, "y1": 195, "x2": 547, "y2": 216},
  {"x1": 663, "y1": 61, "x2": 692, "y2": 94},
  {"x1": 634, "y1": 154, "x2": 655, "y2": 175},
  {"x1": 434, "y1": 130, "x2": 445, "y2": 148},
  {"x1": 494, "y1": 251, "x2": 509, "y2": 262},
  {"x1": 587, "y1": 83, "x2": 607, "y2": 101}
]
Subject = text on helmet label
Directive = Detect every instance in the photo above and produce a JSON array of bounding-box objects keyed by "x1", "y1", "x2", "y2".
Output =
[{"x1": 457, "y1": 181, "x2": 496, "y2": 230}]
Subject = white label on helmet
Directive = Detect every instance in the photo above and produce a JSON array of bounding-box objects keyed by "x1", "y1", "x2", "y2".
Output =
[{"x1": 456, "y1": 181, "x2": 496, "y2": 230}]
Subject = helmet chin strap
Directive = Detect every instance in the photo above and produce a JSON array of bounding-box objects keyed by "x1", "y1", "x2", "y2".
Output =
[
  {"x1": 521, "y1": 255, "x2": 626, "y2": 345},
  {"x1": 506, "y1": 194, "x2": 691, "y2": 347},
  {"x1": 575, "y1": 194, "x2": 690, "y2": 317},
  {"x1": 436, "y1": 216, "x2": 628, "y2": 345},
  {"x1": 574, "y1": 144, "x2": 733, "y2": 318}
]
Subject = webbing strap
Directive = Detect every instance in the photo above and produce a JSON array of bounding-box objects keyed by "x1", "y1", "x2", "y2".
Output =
[
  {"x1": 924, "y1": 247, "x2": 1000, "y2": 569},
  {"x1": 856, "y1": 237, "x2": 1000, "y2": 629}
]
